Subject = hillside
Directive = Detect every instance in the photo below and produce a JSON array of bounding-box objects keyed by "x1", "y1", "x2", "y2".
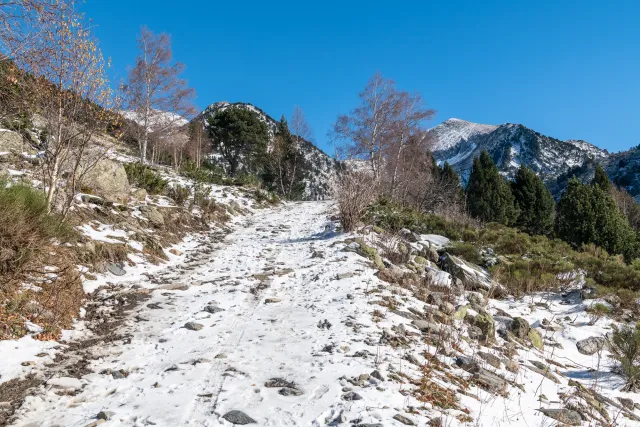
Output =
[
  {"x1": 429, "y1": 118, "x2": 608, "y2": 186},
  {"x1": 196, "y1": 101, "x2": 340, "y2": 200},
  {"x1": 3, "y1": 198, "x2": 640, "y2": 426}
]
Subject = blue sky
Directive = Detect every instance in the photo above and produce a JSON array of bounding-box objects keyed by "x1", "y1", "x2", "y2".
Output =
[{"x1": 82, "y1": 0, "x2": 640, "y2": 154}]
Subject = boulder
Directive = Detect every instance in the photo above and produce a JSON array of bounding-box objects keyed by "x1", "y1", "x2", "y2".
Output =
[
  {"x1": 0, "y1": 129, "x2": 30, "y2": 154},
  {"x1": 576, "y1": 336, "x2": 606, "y2": 355},
  {"x1": 509, "y1": 317, "x2": 531, "y2": 340},
  {"x1": 131, "y1": 188, "x2": 148, "y2": 201},
  {"x1": 83, "y1": 159, "x2": 130, "y2": 203},
  {"x1": 222, "y1": 410, "x2": 256, "y2": 425},
  {"x1": 528, "y1": 329, "x2": 544, "y2": 350},
  {"x1": 473, "y1": 312, "x2": 496, "y2": 343},
  {"x1": 440, "y1": 253, "x2": 495, "y2": 292},
  {"x1": 140, "y1": 205, "x2": 164, "y2": 227},
  {"x1": 537, "y1": 408, "x2": 582, "y2": 426}
]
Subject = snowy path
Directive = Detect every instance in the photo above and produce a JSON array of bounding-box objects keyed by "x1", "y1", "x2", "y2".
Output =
[{"x1": 13, "y1": 201, "x2": 385, "y2": 426}]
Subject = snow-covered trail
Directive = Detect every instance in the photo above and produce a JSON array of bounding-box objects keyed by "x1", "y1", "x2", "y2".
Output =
[{"x1": 13, "y1": 201, "x2": 381, "y2": 427}]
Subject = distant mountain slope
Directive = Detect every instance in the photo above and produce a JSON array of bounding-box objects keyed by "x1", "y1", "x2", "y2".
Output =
[
  {"x1": 195, "y1": 101, "x2": 340, "y2": 200},
  {"x1": 429, "y1": 118, "x2": 608, "y2": 185}
]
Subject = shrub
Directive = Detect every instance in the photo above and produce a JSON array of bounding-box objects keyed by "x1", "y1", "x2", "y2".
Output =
[
  {"x1": 447, "y1": 241, "x2": 483, "y2": 265},
  {"x1": 337, "y1": 171, "x2": 376, "y2": 232},
  {"x1": 0, "y1": 181, "x2": 82, "y2": 340},
  {"x1": 609, "y1": 325, "x2": 640, "y2": 391},
  {"x1": 0, "y1": 181, "x2": 73, "y2": 277},
  {"x1": 586, "y1": 302, "x2": 611, "y2": 325},
  {"x1": 124, "y1": 162, "x2": 167, "y2": 194},
  {"x1": 168, "y1": 184, "x2": 190, "y2": 206}
]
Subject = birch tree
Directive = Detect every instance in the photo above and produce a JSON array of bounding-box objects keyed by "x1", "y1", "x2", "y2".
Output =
[
  {"x1": 13, "y1": 3, "x2": 117, "y2": 212},
  {"x1": 124, "y1": 26, "x2": 195, "y2": 164}
]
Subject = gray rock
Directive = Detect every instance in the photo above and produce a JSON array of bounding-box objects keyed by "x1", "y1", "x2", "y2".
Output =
[
  {"x1": 265, "y1": 378, "x2": 296, "y2": 388},
  {"x1": 278, "y1": 387, "x2": 303, "y2": 396},
  {"x1": 370, "y1": 370, "x2": 385, "y2": 381},
  {"x1": 264, "y1": 298, "x2": 281, "y2": 304},
  {"x1": 467, "y1": 325, "x2": 483, "y2": 340},
  {"x1": 221, "y1": 410, "x2": 257, "y2": 425},
  {"x1": 412, "y1": 319, "x2": 442, "y2": 333},
  {"x1": 97, "y1": 411, "x2": 115, "y2": 421},
  {"x1": 618, "y1": 397, "x2": 635, "y2": 410},
  {"x1": 393, "y1": 414, "x2": 416, "y2": 425},
  {"x1": 203, "y1": 306, "x2": 224, "y2": 314},
  {"x1": 140, "y1": 205, "x2": 164, "y2": 227},
  {"x1": 341, "y1": 391, "x2": 362, "y2": 401},
  {"x1": 184, "y1": 322, "x2": 204, "y2": 331},
  {"x1": 537, "y1": 408, "x2": 582, "y2": 426},
  {"x1": 107, "y1": 263, "x2": 126, "y2": 276},
  {"x1": 477, "y1": 351, "x2": 502, "y2": 369},
  {"x1": 576, "y1": 336, "x2": 606, "y2": 355},
  {"x1": 509, "y1": 317, "x2": 531, "y2": 339},
  {"x1": 440, "y1": 253, "x2": 495, "y2": 292}
]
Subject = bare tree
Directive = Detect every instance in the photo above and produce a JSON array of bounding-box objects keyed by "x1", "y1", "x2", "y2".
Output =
[
  {"x1": 124, "y1": 26, "x2": 196, "y2": 164},
  {"x1": 0, "y1": 1, "x2": 69, "y2": 123},
  {"x1": 12, "y1": 3, "x2": 117, "y2": 212},
  {"x1": 331, "y1": 72, "x2": 397, "y2": 181},
  {"x1": 187, "y1": 119, "x2": 209, "y2": 169},
  {"x1": 385, "y1": 92, "x2": 435, "y2": 198},
  {"x1": 331, "y1": 72, "x2": 434, "y2": 191}
]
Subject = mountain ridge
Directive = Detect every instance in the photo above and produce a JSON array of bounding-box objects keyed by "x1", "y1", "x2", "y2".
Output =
[{"x1": 429, "y1": 118, "x2": 610, "y2": 191}]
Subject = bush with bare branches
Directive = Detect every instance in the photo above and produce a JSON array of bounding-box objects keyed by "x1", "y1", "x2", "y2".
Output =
[{"x1": 336, "y1": 170, "x2": 376, "y2": 232}]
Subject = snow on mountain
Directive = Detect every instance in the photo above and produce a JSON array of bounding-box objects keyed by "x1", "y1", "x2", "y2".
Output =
[
  {"x1": 429, "y1": 119, "x2": 608, "y2": 184},
  {"x1": 196, "y1": 101, "x2": 340, "y2": 200},
  {"x1": 121, "y1": 109, "x2": 188, "y2": 131},
  {"x1": 429, "y1": 118, "x2": 498, "y2": 152}
]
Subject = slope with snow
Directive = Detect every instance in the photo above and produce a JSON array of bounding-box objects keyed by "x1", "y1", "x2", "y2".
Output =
[{"x1": 5, "y1": 201, "x2": 640, "y2": 427}]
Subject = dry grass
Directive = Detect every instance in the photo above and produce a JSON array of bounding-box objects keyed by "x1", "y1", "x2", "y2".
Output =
[
  {"x1": 336, "y1": 171, "x2": 376, "y2": 232},
  {"x1": 0, "y1": 182, "x2": 84, "y2": 340}
]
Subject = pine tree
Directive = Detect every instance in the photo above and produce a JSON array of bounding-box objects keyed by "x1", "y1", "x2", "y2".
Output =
[
  {"x1": 592, "y1": 164, "x2": 611, "y2": 191},
  {"x1": 466, "y1": 151, "x2": 518, "y2": 225},
  {"x1": 511, "y1": 165, "x2": 555, "y2": 235},
  {"x1": 265, "y1": 116, "x2": 307, "y2": 199},
  {"x1": 207, "y1": 107, "x2": 269, "y2": 177},
  {"x1": 439, "y1": 162, "x2": 460, "y2": 189},
  {"x1": 556, "y1": 177, "x2": 637, "y2": 259}
]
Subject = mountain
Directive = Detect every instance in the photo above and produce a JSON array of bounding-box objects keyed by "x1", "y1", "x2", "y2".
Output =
[
  {"x1": 195, "y1": 101, "x2": 339, "y2": 200},
  {"x1": 429, "y1": 119, "x2": 608, "y2": 187}
]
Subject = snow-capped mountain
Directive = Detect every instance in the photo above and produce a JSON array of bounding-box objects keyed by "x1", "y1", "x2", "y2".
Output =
[
  {"x1": 121, "y1": 110, "x2": 188, "y2": 131},
  {"x1": 196, "y1": 101, "x2": 340, "y2": 200},
  {"x1": 429, "y1": 118, "x2": 608, "y2": 184}
]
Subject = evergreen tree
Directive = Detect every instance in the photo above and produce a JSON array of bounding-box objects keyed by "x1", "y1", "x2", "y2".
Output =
[
  {"x1": 466, "y1": 151, "x2": 518, "y2": 225},
  {"x1": 511, "y1": 165, "x2": 555, "y2": 235},
  {"x1": 207, "y1": 107, "x2": 269, "y2": 176},
  {"x1": 556, "y1": 177, "x2": 637, "y2": 259},
  {"x1": 592, "y1": 164, "x2": 611, "y2": 192},
  {"x1": 265, "y1": 116, "x2": 308, "y2": 199},
  {"x1": 439, "y1": 162, "x2": 460, "y2": 189}
]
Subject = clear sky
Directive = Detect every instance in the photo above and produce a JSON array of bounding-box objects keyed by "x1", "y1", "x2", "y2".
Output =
[{"x1": 82, "y1": 0, "x2": 640, "y2": 154}]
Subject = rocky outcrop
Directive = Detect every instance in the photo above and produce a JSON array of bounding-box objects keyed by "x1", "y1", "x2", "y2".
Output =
[
  {"x1": 0, "y1": 129, "x2": 30, "y2": 154},
  {"x1": 440, "y1": 253, "x2": 496, "y2": 293},
  {"x1": 82, "y1": 158, "x2": 130, "y2": 203}
]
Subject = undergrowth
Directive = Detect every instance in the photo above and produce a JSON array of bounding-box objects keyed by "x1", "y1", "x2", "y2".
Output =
[
  {"x1": 0, "y1": 181, "x2": 83, "y2": 340},
  {"x1": 366, "y1": 201, "x2": 640, "y2": 297}
]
